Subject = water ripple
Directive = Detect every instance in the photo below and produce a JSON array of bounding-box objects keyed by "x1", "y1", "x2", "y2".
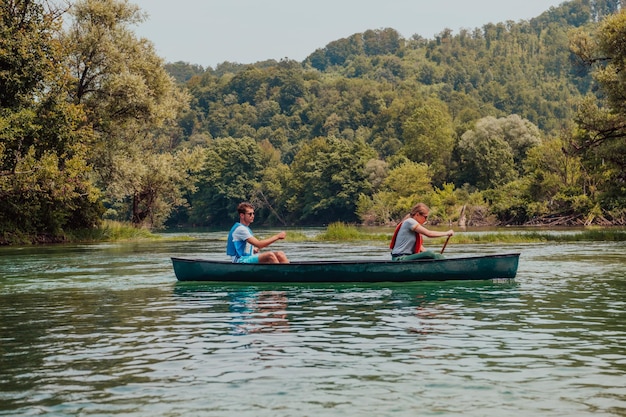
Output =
[{"x1": 1, "y1": 240, "x2": 625, "y2": 416}]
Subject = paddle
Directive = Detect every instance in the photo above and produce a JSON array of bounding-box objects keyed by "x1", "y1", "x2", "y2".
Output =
[{"x1": 440, "y1": 235, "x2": 451, "y2": 254}]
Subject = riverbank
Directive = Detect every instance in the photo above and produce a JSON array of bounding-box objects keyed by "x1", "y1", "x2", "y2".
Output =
[
  {"x1": 0, "y1": 221, "x2": 161, "y2": 246},
  {"x1": 4, "y1": 221, "x2": 626, "y2": 246},
  {"x1": 302, "y1": 222, "x2": 626, "y2": 244}
]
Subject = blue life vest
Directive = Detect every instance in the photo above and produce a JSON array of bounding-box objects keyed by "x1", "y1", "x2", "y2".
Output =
[{"x1": 226, "y1": 222, "x2": 253, "y2": 257}]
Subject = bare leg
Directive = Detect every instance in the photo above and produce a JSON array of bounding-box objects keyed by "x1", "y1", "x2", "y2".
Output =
[
  {"x1": 258, "y1": 252, "x2": 279, "y2": 263},
  {"x1": 275, "y1": 251, "x2": 289, "y2": 263}
]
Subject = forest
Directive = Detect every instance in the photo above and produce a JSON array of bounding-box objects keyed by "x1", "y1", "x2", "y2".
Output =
[{"x1": 1, "y1": 0, "x2": 625, "y2": 244}]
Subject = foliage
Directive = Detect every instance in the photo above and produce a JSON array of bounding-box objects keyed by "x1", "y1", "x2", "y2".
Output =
[
  {"x1": 0, "y1": 0, "x2": 102, "y2": 241},
  {"x1": 456, "y1": 115, "x2": 542, "y2": 189},
  {"x1": 62, "y1": 0, "x2": 193, "y2": 227},
  {"x1": 357, "y1": 161, "x2": 433, "y2": 224},
  {"x1": 171, "y1": 0, "x2": 620, "y2": 227},
  {"x1": 104, "y1": 147, "x2": 205, "y2": 228},
  {"x1": 569, "y1": 9, "x2": 626, "y2": 215},
  {"x1": 4, "y1": 0, "x2": 626, "y2": 244},
  {"x1": 287, "y1": 136, "x2": 375, "y2": 224},
  {"x1": 189, "y1": 137, "x2": 265, "y2": 225},
  {"x1": 401, "y1": 97, "x2": 455, "y2": 185},
  {"x1": 165, "y1": 61, "x2": 206, "y2": 84}
]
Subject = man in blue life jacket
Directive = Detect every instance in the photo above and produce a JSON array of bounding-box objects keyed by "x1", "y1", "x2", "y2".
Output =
[{"x1": 226, "y1": 202, "x2": 290, "y2": 264}]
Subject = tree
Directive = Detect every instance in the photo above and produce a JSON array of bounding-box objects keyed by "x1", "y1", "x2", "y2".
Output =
[
  {"x1": 457, "y1": 118, "x2": 516, "y2": 189},
  {"x1": 401, "y1": 97, "x2": 455, "y2": 184},
  {"x1": 0, "y1": 0, "x2": 101, "y2": 242},
  {"x1": 520, "y1": 137, "x2": 590, "y2": 220},
  {"x1": 456, "y1": 115, "x2": 541, "y2": 189},
  {"x1": 497, "y1": 114, "x2": 543, "y2": 166},
  {"x1": 570, "y1": 9, "x2": 626, "y2": 213},
  {"x1": 357, "y1": 161, "x2": 433, "y2": 224},
  {"x1": 288, "y1": 136, "x2": 375, "y2": 224},
  {"x1": 105, "y1": 147, "x2": 204, "y2": 228},
  {"x1": 189, "y1": 137, "x2": 264, "y2": 226},
  {"x1": 62, "y1": 0, "x2": 191, "y2": 226}
]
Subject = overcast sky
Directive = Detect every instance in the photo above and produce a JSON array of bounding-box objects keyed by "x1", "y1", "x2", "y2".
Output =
[{"x1": 129, "y1": 0, "x2": 567, "y2": 68}]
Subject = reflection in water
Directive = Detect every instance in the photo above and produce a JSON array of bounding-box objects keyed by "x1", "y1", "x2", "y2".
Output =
[
  {"x1": 229, "y1": 290, "x2": 290, "y2": 334},
  {"x1": 173, "y1": 280, "x2": 519, "y2": 339}
]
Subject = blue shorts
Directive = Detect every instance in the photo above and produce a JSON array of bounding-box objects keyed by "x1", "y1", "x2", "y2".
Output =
[{"x1": 235, "y1": 255, "x2": 260, "y2": 264}]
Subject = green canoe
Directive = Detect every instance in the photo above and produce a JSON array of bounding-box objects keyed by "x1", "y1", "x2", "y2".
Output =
[{"x1": 171, "y1": 253, "x2": 520, "y2": 283}]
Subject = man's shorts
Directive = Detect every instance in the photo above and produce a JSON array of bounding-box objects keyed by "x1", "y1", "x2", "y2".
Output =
[{"x1": 236, "y1": 255, "x2": 260, "y2": 264}]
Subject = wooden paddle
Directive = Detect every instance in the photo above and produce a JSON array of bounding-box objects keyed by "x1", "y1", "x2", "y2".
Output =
[{"x1": 440, "y1": 235, "x2": 451, "y2": 254}]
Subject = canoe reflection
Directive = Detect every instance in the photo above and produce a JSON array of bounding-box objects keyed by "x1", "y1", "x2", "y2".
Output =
[
  {"x1": 173, "y1": 281, "x2": 519, "y2": 337},
  {"x1": 229, "y1": 290, "x2": 289, "y2": 334}
]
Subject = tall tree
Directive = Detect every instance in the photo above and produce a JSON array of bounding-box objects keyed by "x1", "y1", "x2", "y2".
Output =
[
  {"x1": 456, "y1": 117, "x2": 518, "y2": 189},
  {"x1": 456, "y1": 115, "x2": 541, "y2": 189},
  {"x1": 0, "y1": 0, "x2": 100, "y2": 241},
  {"x1": 189, "y1": 137, "x2": 264, "y2": 226},
  {"x1": 62, "y1": 0, "x2": 191, "y2": 227},
  {"x1": 356, "y1": 160, "x2": 434, "y2": 225},
  {"x1": 401, "y1": 97, "x2": 455, "y2": 184},
  {"x1": 570, "y1": 9, "x2": 626, "y2": 212},
  {"x1": 288, "y1": 136, "x2": 375, "y2": 224}
]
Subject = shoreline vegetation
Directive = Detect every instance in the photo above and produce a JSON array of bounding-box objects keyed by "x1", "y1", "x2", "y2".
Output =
[
  {"x1": 3, "y1": 221, "x2": 626, "y2": 246},
  {"x1": 298, "y1": 222, "x2": 626, "y2": 244},
  {"x1": 3, "y1": 2, "x2": 626, "y2": 244}
]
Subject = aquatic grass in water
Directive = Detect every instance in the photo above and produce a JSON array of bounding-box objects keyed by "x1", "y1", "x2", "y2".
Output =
[
  {"x1": 315, "y1": 222, "x2": 389, "y2": 242},
  {"x1": 65, "y1": 222, "x2": 626, "y2": 246},
  {"x1": 316, "y1": 222, "x2": 362, "y2": 240},
  {"x1": 312, "y1": 223, "x2": 626, "y2": 244},
  {"x1": 456, "y1": 229, "x2": 626, "y2": 243},
  {"x1": 67, "y1": 220, "x2": 159, "y2": 242}
]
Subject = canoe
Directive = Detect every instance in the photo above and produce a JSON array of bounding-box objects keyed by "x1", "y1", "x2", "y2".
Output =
[{"x1": 171, "y1": 253, "x2": 520, "y2": 283}]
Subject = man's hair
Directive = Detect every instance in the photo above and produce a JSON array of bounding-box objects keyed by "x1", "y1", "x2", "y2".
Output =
[{"x1": 237, "y1": 202, "x2": 254, "y2": 214}]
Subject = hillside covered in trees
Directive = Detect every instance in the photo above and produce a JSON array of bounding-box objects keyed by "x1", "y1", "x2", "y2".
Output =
[{"x1": 1, "y1": 0, "x2": 625, "y2": 243}]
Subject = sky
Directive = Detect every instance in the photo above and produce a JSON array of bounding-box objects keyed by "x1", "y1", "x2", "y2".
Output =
[{"x1": 129, "y1": 0, "x2": 567, "y2": 68}]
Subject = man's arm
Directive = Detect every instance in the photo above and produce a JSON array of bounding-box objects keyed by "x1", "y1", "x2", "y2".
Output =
[{"x1": 247, "y1": 231, "x2": 286, "y2": 249}]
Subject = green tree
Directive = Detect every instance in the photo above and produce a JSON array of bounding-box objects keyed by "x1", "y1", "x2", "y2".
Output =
[
  {"x1": 570, "y1": 9, "x2": 626, "y2": 213},
  {"x1": 401, "y1": 97, "x2": 455, "y2": 184},
  {"x1": 105, "y1": 147, "x2": 204, "y2": 228},
  {"x1": 362, "y1": 28, "x2": 403, "y2": 56},
  {"x1": 456, "y1": 118, "x2": 517, "y2": 189},
  {"x1": 357, "y1": 161, "x2": 433, "y2": 224},
  {"x1": 63, "y1": 0, "x2": 190, "y2": 226},
  {"x1": 456, "y1": 115, "x2": 541, "y2": 189},
  {"x1": 249, "y1": 139, "x2": 292, "y2": 225},
  {"x1": 522, "y1": 137, "x2": 589, "y2": 219},
  {"x1": 164, "y1": 61, "x2": 205, "y2": 84},
  {"x1": 189, "y1": 137, "x2": 264, "y2": 226},
  {"x1": 288, "y1": 136, "x2": 375, "y2": 224},
  {"x1": 0, "y1": 0, "x2": 101, "y2": 242}
]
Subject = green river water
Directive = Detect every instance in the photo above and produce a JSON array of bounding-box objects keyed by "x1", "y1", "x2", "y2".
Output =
[{"x1": 0, "y1": 230, "x2": 625, "y2": 416}]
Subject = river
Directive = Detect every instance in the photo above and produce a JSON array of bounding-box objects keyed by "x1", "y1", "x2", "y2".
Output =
[{"x1": 0, "y1": 229, "x2": 625, "y2": 416}]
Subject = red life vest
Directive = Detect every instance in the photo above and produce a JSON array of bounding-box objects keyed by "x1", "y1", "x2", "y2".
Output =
[{"x1": 389, "y1": 221, "x2": 422, "y2": 254}]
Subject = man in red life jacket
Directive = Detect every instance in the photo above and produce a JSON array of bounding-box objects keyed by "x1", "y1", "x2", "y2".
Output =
[{"x1": 390, "y1": 203, "x2": 454, "y2": 261}]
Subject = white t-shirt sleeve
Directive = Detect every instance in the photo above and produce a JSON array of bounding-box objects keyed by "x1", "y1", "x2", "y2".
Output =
[{"x1": 232, "y1": 225, "x2": 252, "y2": 242}]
